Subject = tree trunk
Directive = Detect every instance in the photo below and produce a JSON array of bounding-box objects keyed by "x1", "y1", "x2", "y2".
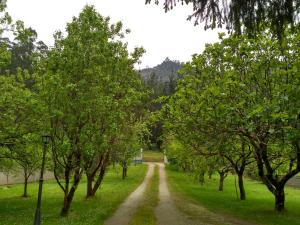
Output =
[
  {"x1": 60, "y1": 168, "x2": 82, "y2": 216},
  {"x1": 61, "y1": 190, "x2": 74, "y2": 217},
  {"x1": 86, "y1": 166, "x2": 106, "y2": 198},
  {"x1": 208, "y1": 169, "x2": 213, "y2": 179},
  {"x1": 23, "y1": 176, "x2": 28, "y2": 197},
  {"x1": 91, "y1": 166, "x2": 106, "y2": 195},
  {"x1": 238, "y1": 173, "x2": 246, "y2": 200},
  {"x1": 274, "y1": 188, "x2": 285, "y2": 212},
  {"x1": 218, "y1": 172, "x2": 225, "y2": 191},
  {"x1": 122, "y1": 161, "x2": 127, "y2": 180},
  {"x1": 86, "y1": 175, "x2": 93, "y2": 198},
  {"x1": 122, "y1": 166, "x2": 127, "y2": 179},
  {"x1": 199, "y1": 171, "x2": 205, "y2": 185}
]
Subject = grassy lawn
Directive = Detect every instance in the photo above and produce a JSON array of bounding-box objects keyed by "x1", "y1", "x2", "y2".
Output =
[
  {"x1": 129, "y1": 164, "x2": 159, "y2": 225},
  {"x1": 143, "y1": 150, "x2": 164, "y2": 162},
  {"x1": 0, "y1": 164, "x2": 147, "y2": 225},
  {"x1": 166, "y1": 167, "x2": 300, "y2": 225}
]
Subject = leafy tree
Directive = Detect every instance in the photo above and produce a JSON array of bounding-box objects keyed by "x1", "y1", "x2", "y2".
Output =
[
  {"x1": 220, "y1": 136, "x2": 254, "y2": 199},
  {"x1": 0, "y1": 158, "x2": 15, "y2": 185},
  {"x1": 1, "y1": 134, "x2": 42, "y2": 197},
  {"x1": 38, "y1": 5, "x2": 145, "y2": 215},
  {"x1": 164, "y1": 28, "x2": 300, "y2": 211},
  {"x1": 0, "y1": 70, "x2": 42, "y2": 197},
  {"x1": 8, "y1": 21, "x2": 37, "y2": 74},
  {"x1": 0, "y1": 0, "x2": 11, "y2": 74},
  {"x1": 213, "y1": 156, "x2": 231, "y2": 192},
  {"x1": 0, "y1": 0, "x2": 11, "y2": 35},
  {"x1": 145, "y1": 0, "x2": 299, "y2": 38}
]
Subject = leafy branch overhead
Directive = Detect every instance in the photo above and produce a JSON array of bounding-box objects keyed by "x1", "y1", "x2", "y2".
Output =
[{"x1": 145, "y1": 0, "x2": 300, "y2": 37}]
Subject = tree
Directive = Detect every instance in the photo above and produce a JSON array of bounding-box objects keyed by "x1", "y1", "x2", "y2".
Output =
[
  {"x1": 38, "y1": 5, "x2": 145, "y2": 215},
  {"x1": 0, "y1": 71, "x2": 42, "y2": 197},
  {"x1": 0, "y1": 158, "x2": 15, "y2": 185},
  {"x1": 146, "y1": 0, "x2": 299, "y2": 38},
  {"x1": 166, "y1": 28, "x2": 300, "y2": 211},
  {"x1": 214, "y1": 156, "x2": 231, "y2": 192},
  {"x1": 1, "y1": 135, "x2": 42, "y2": 197},
  {"x1": 0, "y1": 1, "x2": 45, "y2": 197},
  {"x1": 0, "y1": 0, "x2": 12, "y2": 74},
  {"x1": 220, "y1": 136, "x2": 254, "y2": 199}
]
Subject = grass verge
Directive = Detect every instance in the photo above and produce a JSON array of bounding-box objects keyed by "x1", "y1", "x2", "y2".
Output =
[
  {"x1": 166, "y1": 167, "x2": 300, "y2": 225},
  {"x1": 0, "y1": 164, "x2": 147, "y2": 225},
  {"x1": 128, "y1": 164, "x2": 159, "y2": 225}
]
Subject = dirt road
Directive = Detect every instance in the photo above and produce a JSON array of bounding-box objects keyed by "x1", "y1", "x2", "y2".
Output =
[{"x1": 104, "y1": 163, "x2": 155, "y2": 225}]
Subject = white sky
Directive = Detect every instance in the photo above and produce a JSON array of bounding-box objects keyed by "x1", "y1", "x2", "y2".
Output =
[{"x1": 6, "y1": 0, "x2": 223, "y2": 68}]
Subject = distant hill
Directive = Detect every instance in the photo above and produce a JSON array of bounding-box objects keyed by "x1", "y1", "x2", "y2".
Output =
[{"x1": 140, "y1": 57, "x2": 182, "y2": 83}]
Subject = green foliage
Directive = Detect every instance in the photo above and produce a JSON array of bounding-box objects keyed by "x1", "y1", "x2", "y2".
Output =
[
  {"x1": 35, "y1": 5, "x2": 147, "y2": 214},
  {"x1": 141, "y1": 58, "x2": 182, "y2": 150},
  {"x1": 160, "y1": 27, "x2": 300, "y2": 210}
]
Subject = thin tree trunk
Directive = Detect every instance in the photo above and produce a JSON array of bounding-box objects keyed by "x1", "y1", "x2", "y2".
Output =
[
  {"x1": 122, "y1": 166, "x2": 127, "y2": 179},
  {"x1": 199, "y1": 170, "x2": 205, "y2": 185},
  {"x1": 208, "y1": 168, "x2": 213, "y2": 179},
  {"x1": 238, "y1": 173, "x2": 246, "y2": 200},
  {"x1": 23, "y1": 176, "x2": 28, "y2": 197},
  {"x1": 218, "y1": 172, "x2": 225, "y2": 191},
  {"x1": 122, "y1": 160, "x2": 127, "y2": 180}
]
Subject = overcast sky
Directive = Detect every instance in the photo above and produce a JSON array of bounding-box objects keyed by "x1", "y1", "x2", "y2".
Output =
[{"x1": 7, "y1": 0, "x2": 223, "y2": 68}]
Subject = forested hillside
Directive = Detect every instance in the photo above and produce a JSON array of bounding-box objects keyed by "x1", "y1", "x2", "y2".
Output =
[
  {"x1": 140, "y1": 57, "x2": 181, "y2": 82},
  {"x1": 140, "y1": 58, "x2": 181, "y2": 150}
]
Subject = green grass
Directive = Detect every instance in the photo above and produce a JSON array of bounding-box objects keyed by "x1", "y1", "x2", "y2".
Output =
[
  {"x1": 129, "y1": 165, "x2": 159, "y2": 225},
  {"x1": 0, "y1": 164, "x2": 147, "y2": 225},
  {"x1": 143, "y1": 151, "x2": 164, "y2": 162},
  {"x1": 166, "y1": 167, "x2": 300, "y2": 225}
]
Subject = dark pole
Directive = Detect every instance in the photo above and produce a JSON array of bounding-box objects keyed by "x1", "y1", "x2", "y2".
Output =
[{"x1": 33, "y1": 137, "x2": 48, "y2": 225}]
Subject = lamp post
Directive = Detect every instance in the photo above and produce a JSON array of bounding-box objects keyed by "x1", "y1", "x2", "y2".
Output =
[{"x1": 33, "y1": 135, "x2": 50, "y2": 225}]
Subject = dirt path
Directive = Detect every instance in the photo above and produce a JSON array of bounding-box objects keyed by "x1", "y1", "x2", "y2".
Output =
[
  {"x1": 104, "y1": 163, "x2": 155, "y2": 225},
  {"x1": 156, "y1": 163, "x2": 257, "y2": 225},
  {"x1": 155, "y1": 163, "x2": 201, "y2": 225},
  {"x1": 105, "y1": 162, "x2": 256, "y2": 225}
]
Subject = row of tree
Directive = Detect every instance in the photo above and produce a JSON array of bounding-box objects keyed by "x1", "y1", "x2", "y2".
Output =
[
  {"x1": 159, "y1": 29, "x2": 300, "y2": 212},
  {"x1": 0, "y1": 2, "x2": 147, "y2": 216}
]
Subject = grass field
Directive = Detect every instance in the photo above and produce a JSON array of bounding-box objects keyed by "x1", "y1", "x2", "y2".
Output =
[
  {"x1": 143, "y1": 150, "x2": 164, "y2": 162},
  {"x1": 0, "y1": 164, "x2": 147, "y2": 225},
  {"x1": 129, "y1": 164, "x2": 159, "y2": 225},
  {"x1": 166, "y1": 167, "x2": 300, "y2": 225}
]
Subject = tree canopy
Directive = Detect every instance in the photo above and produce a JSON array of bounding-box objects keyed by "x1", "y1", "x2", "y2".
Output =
[{"x1": 159, "y1": 27, "x2": 300, "y2": 211}]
